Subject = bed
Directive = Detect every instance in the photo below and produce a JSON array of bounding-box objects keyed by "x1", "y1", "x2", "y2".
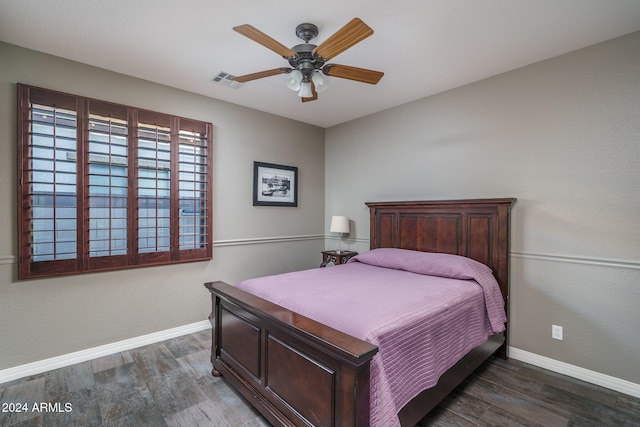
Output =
[{"x1": 205, "y1": 198, "x2": 515, "y2": 426}]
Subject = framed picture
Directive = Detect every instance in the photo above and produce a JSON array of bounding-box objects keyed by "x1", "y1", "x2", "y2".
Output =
[{"x1": 253, "y1": 161, "x2": 298, "y2": 207}]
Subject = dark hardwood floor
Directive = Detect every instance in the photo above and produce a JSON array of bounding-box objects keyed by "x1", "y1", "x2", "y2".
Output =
[{"x1": 1, "y1": 328, "x2": 638, "y2": 426}]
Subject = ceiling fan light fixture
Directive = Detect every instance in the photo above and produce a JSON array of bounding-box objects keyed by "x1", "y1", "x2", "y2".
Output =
[
  {"x1": 285, "y1": 69, "x2": 303, "y2": 91},
  {"x1": 298, "y1": 81, "x2": 313, "y2": 98},
  {"x1": 311, "y1": 71, "x2": 329, "y2": 93}
]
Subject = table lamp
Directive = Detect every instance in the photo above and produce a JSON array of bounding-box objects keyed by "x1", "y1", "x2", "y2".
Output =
[{"x1": 330, "y1": 215, "x2": 350, "y2": 253}]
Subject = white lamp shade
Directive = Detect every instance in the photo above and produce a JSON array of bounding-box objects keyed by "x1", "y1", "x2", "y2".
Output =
[
  {"x1": 285, "y1": 70, "x2": 303, "y2": 91},
  {"x1": 311, "y1": 72, "x2": 329, "y2": 93},
  {"x1": 330, "y1": 216, "x2": 350, "y2": 233},
  {"x1": 298, "y1": 81, "x2": 313, "y2": 98}
]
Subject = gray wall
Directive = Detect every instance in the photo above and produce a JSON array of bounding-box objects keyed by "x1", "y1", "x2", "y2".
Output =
[
  {"x1": 0, "y1": 42, "x2": 325, "y2": 369},
  {"x1": 325, "y1": 32, "x2": 640, "y2": 384}
]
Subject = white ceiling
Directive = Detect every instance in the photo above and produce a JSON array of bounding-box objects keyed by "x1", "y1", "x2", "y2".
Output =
[{"x1": 1, "y1": 0, "x2": 639, "y2": 128}]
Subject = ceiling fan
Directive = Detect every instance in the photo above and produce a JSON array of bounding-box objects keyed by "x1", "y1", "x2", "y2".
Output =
[{"x1": 231, "y1": 18, "x2": 384, "y2": 102}]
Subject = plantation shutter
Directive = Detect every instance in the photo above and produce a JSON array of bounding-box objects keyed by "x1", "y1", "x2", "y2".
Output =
[{"x1": 17, "y1": 84, "x2": 213, "y2": 279}]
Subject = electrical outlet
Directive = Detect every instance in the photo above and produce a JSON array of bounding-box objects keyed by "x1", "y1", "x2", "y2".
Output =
[{"x1": 552, "y1": 325, "x2": 563, "y2": 340}]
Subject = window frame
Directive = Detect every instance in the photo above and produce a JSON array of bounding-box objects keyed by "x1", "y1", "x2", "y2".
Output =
[{"x1": 17, "y1": 84, "x2": 213, "y2": 279}]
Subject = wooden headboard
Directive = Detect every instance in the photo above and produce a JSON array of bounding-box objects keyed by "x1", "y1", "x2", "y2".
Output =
[{"x1": 367, "y1": 198, "x2": 516, "y2": 347}]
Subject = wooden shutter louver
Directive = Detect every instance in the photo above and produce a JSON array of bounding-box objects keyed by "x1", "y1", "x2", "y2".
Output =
[
  {"x1": 86, "y1": 101, "x2": 130, "y2": 270},
  {"x1": 136, "y1": 117, "x2": 172, "y2": 263}
]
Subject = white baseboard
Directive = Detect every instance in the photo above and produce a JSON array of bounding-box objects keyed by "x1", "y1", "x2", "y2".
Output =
[
  {"x1": 0, "y1": 320, "x2": 211, "y2": 385},
  {"x1": 509, "y1": 346, "x2": 640, "y2": 398}
]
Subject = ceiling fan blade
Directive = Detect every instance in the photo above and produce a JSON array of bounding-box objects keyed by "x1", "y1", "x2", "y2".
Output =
[
  {"x1": 233, "y1": 24, "x2": 298, "y2": 58},
  {"x1": 323, "y1": 64, "x2": 384, "y2": 84},
  {"x1": 232, "y1": 68, "x2": 290, "y2": 83},
  {"x1": 301, "y1": 81, "x2": 318, "y2": 102},
  {"x1": 314, "y1": 18, "x2": 374, "y2": 60}
]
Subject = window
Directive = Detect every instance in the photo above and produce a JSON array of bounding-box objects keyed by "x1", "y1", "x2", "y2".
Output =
[{"x1": 17, "y1": 84, "x2": 213, "y2": 279}]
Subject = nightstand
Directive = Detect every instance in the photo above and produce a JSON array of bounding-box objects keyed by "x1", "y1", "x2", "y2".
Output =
[{"x1": 320, "y1": 250, "x2": 357, "y2": 267}]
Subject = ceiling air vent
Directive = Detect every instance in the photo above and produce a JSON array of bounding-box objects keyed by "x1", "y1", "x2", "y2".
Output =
[{"x1": 210, "y1": 71, "x2": 243, "y2": 88}]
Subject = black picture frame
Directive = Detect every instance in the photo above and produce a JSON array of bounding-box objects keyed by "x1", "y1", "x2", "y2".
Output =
[{"x1": 253, "y1": 161, "x2": 298, "y2": 207}]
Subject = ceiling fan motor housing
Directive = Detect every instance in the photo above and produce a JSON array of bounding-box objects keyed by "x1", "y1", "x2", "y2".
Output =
[{"x1": 288, "y1": 41, "x2": 326, "y2": 80}]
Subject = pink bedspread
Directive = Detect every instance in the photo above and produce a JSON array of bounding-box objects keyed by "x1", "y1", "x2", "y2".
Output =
[{"x1": 236, "y1": 249, "x2": 506, "y2": 427}]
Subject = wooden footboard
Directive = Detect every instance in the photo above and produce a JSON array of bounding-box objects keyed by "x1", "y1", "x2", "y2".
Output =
[{"x1": 205, "y1": 280, "x2": 378, "y2": 427}]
